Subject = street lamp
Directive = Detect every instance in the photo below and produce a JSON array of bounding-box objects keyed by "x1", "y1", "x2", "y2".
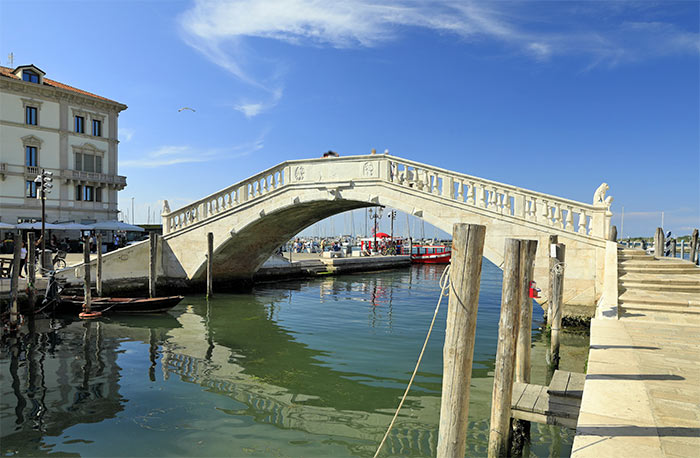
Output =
[
  {"x1": 368, "y1": 207, "x2": 383, "y2": 254},
  {"x1": 387, "y1": 209, "x2": 397, "y2": 254},
  {"x1": 34, "y1": 169, "x2": 53, "y2": 270}
]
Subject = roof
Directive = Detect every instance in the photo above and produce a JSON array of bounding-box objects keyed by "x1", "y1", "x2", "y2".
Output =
[{"x1": 0, "y1": 65, "x2": 125, "y2": 106}]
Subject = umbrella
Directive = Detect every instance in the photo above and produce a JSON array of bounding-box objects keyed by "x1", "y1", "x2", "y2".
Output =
[
  {"x1": 15, "y1": 222, "x2": 64, "y2": 230},
  {"x1": 89, "y1": 220, "x2": 145, "y2": 232},
  {"x1": 53, "y1": 222, "x2": 92, "y2": 230},
  {"x1": 0, "y1": 222, "x2": 15, "y2": 229},
  {"x1": 375, "y1": 232, "x2": 391, "y2": 238}
]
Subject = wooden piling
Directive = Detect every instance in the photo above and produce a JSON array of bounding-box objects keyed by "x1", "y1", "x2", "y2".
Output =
[
  {"x1": 27, "y1": 232, "x2": 36, "y2": 313},
  {"x1": 488, "y1": 239, "x2": 522, "y2": 458},
  {"x1": 680, "y1": 240, "x2": 686, "y2": 260},
  {"x1": 691, "y1": 229, "x2": 699, "y2": 264},
  {"x1": 654, "y1": 227, "x2": 664, "y2": 258},
  {"x1": 149, "y1": 232, "x2": 157, "y2": 298},
  {"x1": 83, "y1": 236, "x2": 92, "y2": 313},
  {"x1": 436, "y1": 224, "x2": 486, "y2": 458},
  {"x1": 10, "y1": 231, "x2": 21, "y2": 327},
  {"x1": 96, "y1": 233, "x2": 103, "y2": 297},
  {"x1": 206, "y1": 232, "x2": 214, "y2": 298},
  {"x1": 516, "y1": 240, "x2": 538, "y2": 383},
  {"x1": 550, "y1": 243, "x2": 566, "y2": 370},
  {"x1": 512, "y1": 239, "x2": 538, "y2": 454},
  {"x1": 670, "y1": 239, "x2": 677, "y2": 258},
  {"x1": 546, "y1": 235, "x2": 558, "y2": 322}
]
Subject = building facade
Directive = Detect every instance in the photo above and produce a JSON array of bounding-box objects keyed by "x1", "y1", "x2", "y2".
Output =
[{"x1": 0, "y1": 64, "x2": 127, "y2": 225}]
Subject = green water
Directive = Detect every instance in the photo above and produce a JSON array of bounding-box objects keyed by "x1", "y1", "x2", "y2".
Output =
[{"x1": 1, "y1": 263, "x2": 587, "y2": 457}]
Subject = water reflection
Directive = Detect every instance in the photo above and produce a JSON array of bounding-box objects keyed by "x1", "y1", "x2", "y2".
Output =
[{"x1": 1, "y1": 264, "x2": 582, "y2": 457}]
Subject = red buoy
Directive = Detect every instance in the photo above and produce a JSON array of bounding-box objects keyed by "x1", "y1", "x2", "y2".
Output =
[{"x1": 79, "y1": 311, "x2": 102, "y2": 319}]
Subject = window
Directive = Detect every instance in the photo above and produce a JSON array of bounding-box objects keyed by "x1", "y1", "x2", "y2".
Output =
[
  {"x1": 95, "y1": 187, "x2": 103, "y2": 202},
  {"x1": 92, "y1": 119, "x2": 102, "y2": 137},
  {"x1": 75, "y1": 185, "x2": 82, "y2": 201},
  {"x1": 84, "y1": 186, "x2": 94, "y2": 202},
  {"x1": 75, "y1": 116, "x2": 85, "y2": 133},
  {"x1": 22, "y1": 70, "x2": 39, "y2": 83},
  {"x1": 74, "y1": 153, "x2": 102, "y2": 173},
  {"x1": 26, "y1": 106, "x2": 37, "y2": 125},
  {"x1": 26, "y1": 180, "x2": 37, "y2": 198},
  {"x1": 26, "y1": 146, "x2": 37, "y2": 167}
]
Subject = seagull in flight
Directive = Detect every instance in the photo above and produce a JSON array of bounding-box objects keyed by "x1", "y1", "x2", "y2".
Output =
[{"x1": 178, "y1": 107, "x2": 196, "y2": 112}]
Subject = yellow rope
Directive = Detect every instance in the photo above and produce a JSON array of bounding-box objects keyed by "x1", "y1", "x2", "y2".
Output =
[{"x1": 373, "y1": 264, "x2": 451, "y2": 458}]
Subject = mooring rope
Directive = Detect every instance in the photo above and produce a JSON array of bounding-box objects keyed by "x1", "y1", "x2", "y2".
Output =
[{"x1": 373, "y1": 264, "x2": 451, "y2": 458}]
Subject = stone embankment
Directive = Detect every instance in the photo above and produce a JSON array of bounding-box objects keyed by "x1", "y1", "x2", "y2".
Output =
[{"x1": 572, "y1": 249, "x2": 700, "y2": 457}]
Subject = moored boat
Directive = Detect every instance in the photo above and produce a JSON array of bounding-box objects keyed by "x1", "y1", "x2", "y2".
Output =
[
  {"x1": 58, "y1": 295, "x2": 184, "y2": 314},
  {"x1": 409, "y1": 244, "x2": 451, "y2": 264}
]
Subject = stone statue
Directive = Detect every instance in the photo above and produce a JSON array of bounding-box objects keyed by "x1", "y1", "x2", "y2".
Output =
[
  {"x1": 593, "y1": 183, "x2": 610, "y2": 206},
  {"x1": 162, "y1": 199, "x2": 171, "y2": 214}
]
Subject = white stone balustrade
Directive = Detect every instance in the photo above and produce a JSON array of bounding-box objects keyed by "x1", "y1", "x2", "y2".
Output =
[{"x1": 162, "y1": 155, "x2": 608, "y2": 240}]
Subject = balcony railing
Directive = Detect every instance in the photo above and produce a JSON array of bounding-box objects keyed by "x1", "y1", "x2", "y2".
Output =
[
  {"x1": 26, "y1": 166, "x2": 40, "y2": 175},
  {"x1": 64, "y1": 170, "x2": 127, "y2": 186}
]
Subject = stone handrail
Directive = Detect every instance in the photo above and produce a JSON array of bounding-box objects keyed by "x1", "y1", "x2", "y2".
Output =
[
  {"x1": 162, "y1": 154, "x2": 611, "y2": 239},
  {"x1": 384, "y1": 156, "x2": 610, "y2": 239},
  {"x1": 163, "y1": 162, "x2": 289, "y2": 234}
]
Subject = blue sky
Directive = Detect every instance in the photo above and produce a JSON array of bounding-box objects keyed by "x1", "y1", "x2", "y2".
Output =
[{"x1": 1, "y1": 0, "x2": 698, "y2": 238}]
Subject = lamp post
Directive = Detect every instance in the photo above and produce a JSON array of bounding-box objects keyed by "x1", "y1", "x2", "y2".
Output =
[
  {"x1": 34, "y1": 169, "x2": 53, "y2": 270},
  {"x1": 368, "y1": 207, "x2": 383, "y2": 254},
  {"x1": 388, "y1": 209, "x2": 396, "y2": 255}
]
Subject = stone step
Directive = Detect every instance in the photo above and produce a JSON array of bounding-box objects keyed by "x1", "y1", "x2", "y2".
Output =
[
  {"x1": 620, "y1": 303, "x2": 700, "y2": 316},
  {"x1": 620, "y1": 282, "x2": 700, "y2": 293},
  {"x1": 618, "y1": 273, "x2": 700, "y2": 285},
  {"x1": 618, "y1": 290, "x2": 700, "y2": 308},
  {"x1": 618, "y1": 265, "x2": 700, "y2": 274},
  {"x1": 618, "y1": 257, "x2": 694, "y2": 265}
]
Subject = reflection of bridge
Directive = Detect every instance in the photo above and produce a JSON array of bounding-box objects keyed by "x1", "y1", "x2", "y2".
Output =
[{"x1": 63, "y1": 154, "x2": 613, "y2": 306}]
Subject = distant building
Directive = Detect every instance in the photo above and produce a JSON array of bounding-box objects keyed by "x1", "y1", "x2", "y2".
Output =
[{"x1": 0, "y1": 64, "x2": 127, "y2": 224}]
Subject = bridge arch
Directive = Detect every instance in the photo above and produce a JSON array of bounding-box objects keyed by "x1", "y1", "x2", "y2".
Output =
[{"x1": 61, "y1": 154, "x2": 612, "y2": 308}]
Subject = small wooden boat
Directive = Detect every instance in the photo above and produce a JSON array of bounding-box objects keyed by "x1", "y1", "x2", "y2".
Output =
[
  {"x1": 58, "y1": 295, "x2": 184, "y2": 314},
  {"x1": 410, "y1": 244, "x2": 452, "y2": 264}
]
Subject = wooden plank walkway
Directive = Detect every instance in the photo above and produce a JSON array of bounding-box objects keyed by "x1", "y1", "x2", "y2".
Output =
[{"x1": 511, "y1": 370, "x2": 584, "y2": 429}]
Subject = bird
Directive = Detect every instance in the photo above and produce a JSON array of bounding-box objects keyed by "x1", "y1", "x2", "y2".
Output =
[{"x1": 178, "y1": 107, "x2": 196, "y2": 112}]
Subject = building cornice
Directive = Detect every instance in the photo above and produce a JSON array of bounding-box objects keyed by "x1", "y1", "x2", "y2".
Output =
[
  {"x1": 0, "y1": 77, "x2": 127, "y2": 113},
  {"x1": 0, "y1": 120, "x2": 119, "y2": 145}
]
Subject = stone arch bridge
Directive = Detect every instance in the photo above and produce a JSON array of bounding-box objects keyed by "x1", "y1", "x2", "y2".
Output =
[{"x1": 62, "y1": 154, "x2": 613, "y2": 307}]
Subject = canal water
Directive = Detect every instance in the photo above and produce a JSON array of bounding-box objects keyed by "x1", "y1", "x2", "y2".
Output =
[{"x1": 1, "y1": 262, "x2": 588, "y2": 457}]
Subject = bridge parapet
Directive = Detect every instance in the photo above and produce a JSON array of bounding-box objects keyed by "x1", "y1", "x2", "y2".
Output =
[
  {"x1": 385, "y1": 157, "x2": 611, "y2": 240},
  {"x1": 162, "y1": 154, "x2": 611, "y2": 241}
]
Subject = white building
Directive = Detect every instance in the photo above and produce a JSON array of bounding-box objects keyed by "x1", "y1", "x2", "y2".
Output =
[{"x1": 0, "y1": 64, "x2": 127, "y2": 225}]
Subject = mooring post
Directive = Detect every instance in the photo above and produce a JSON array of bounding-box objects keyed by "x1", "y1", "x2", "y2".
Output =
[
  {"x1": 670, "y1": 239, "x2": 677, "y2": 258},
  {"x1": 436, "y1": 223, "x2": 486, "y2": 458},
  {"x1": 149, "y1": 232, "x2": 157, "y2": 298},
  {"x1": 10, "y1": 230, "x2": 21, "y2": 328},
  {"x1": 96, "y1": 233, "x2": 103, "y2": 297},
  {"x1": 207, "y1": 232, "x2": 214, "y2": 298},
  {"x1": 27, "y1": 232, "x2": 36, "y2": 313},
  {"x1": 550, "y1": 243, "x2": 566, "y2": 370},
  {"x1": 654, "y1": 227, "x2": 664, "y2": 259},
  {"x1": 546, "y1": 235, "x2": 558, "y2": 323},
  {"x1": 488, "y1": 239, "x2": 522, "y2": 458},
  {"x1": 511, "y1": 239, "x2": 538, "y2": 452},
  {"x1": 680, "y1": 240, "x2": 686, "y2": 260},
  {"x1": 83, "y1": 236, "x2": 92, "y2": 313},
  {"x1": 691, "y1": 229, "x2": 699, "y2": 264}
]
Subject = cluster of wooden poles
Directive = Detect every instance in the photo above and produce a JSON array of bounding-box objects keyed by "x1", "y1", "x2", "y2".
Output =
[
  {"x1": 436, "y1": 223, "x2": 565, "y2": 458},
  {"x1": 6, "y1": 231, "x2": 163, "y2": 324}
]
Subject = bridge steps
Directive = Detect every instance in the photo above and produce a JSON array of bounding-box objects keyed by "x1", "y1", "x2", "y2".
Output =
[{"x1": 617, "y1": 249, "x2": 700, "y2": 317}]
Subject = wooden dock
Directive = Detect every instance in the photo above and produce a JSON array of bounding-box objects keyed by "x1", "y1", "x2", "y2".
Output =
[{"x1": 511, "y1": 370, "x2": 584, "y2": 429}]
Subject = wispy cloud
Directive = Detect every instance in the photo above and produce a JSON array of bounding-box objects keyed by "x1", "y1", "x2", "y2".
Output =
[
  {"x1": 179, "y1": 1, "x2": 699, "y2": 111},
  {"x1": 120, "y1": 135, "x2": 265, "y2": 168},
  {"x1": 119, "y1": 127, "x2": 135, "y2": 142}
]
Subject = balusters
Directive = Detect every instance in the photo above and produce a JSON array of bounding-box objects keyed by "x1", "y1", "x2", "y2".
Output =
[
  {"x1": 488, "y1": 188, "x2": 497, "y2": 209},
  {"x1": 467, "y1": 182, "x2": 475, "y2": 205},
  {"x1": 577, "y1": 210, "x2": 588, "y2": 234},
  {"x1": 270, "y1": 174, "x2": 276, "y2": 190},
  {"x1": 479, "y1": 185, "x2": 487, "y2": 207},
  {"x1": 457, "y1": 180, "x2": 464, "y2": 201},
  {"x1": 540, "y1": 199, "x2": 549, "y2": 224},
  {"x1": 504, "y1": 191, "x2": 511, "y2": 215},
  {"x1": 565, "y1": 206, "x2": 574, "y2": 231}
]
